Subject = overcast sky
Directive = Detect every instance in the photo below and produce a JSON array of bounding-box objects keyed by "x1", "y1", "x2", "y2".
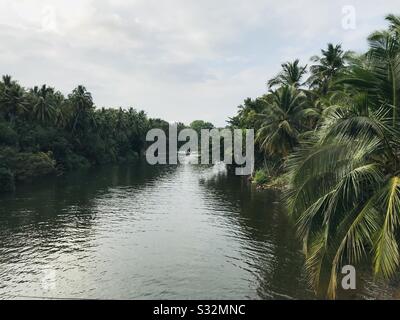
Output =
[{"x1": 0, "y1": 0, "x2": 398, "y2": 126}]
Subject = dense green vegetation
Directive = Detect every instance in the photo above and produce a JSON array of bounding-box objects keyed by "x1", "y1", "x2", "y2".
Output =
[
  {"x1": 0, "y1": 78, "x2": 172, "y2": 191},
  {"x1": 229, "y1": 14, "x2": 400, "y2": 298},
  {"x1": 0, "y1": 76, "x2": 220, "y2": 192}
]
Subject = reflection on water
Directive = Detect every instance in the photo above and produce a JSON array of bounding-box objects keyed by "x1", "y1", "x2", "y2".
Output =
[{"x1": 0, "y1": 159, "x2": 398, "y2": 299}]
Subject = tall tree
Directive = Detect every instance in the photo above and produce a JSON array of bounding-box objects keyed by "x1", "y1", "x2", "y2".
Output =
[
  {"x1": 268, "y1": 59, "x2": 308, "y2": 89},
  {"x1": 308, "y1": 44, "x2": 351, "y2": 95},
  {"x1": 0, "y1": 75, "x2": 28, "y2": 123},
  {"x1": 256, "y1": 86, "x2": 311, "y2": 158},
  {"x1": 67, "y1": 85, "x2": 95, "y2": 133},
  {"x1": 30, "y1": 85, "x2": 57, "y2": 124}
]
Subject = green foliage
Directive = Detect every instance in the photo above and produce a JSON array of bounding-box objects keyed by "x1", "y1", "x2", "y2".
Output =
[
  {"x1": 189, "y1": 120, "x2": 215, "y2": 135},
  {"x1": 253, "y1": 169, "x2": 269, "y2": 185},
  {"x1": 268, "y1": 59, "x2": 308, "y2": 89},
  {"x1": 228, "y1": 14, "x2": 400, "y2": 299},
  {"x1": 307, "y1": 43, "x2": 352, "y2": 95},
  {"x1": 3, "y1": 149, "x2": 56, "y2": 181},
  {"x1": 61, "y1": 152, "x2": 91, "y2": 171},
  {"x1": 256, "y1": 85, "x2": 311, "y2": 158},
  {"x1": 0, "y1": 122, "x2": 18, "y2": 146},
  {"x1": 0, "y1": 76, "x2": 181, "y2": 190}
]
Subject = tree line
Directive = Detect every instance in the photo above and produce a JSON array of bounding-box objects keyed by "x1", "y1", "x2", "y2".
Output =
[
  {"x1": 228, "y1": 14, "x2": 400, "y2": 298},
  {"x1": 0, "y1": 77, "x2": 218, "y2": 194},
  {"x1": 0, "y1": 77, "x2": 191, "y2": 192}
]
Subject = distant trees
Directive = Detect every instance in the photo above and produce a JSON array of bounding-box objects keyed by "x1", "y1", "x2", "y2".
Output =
[
  {"x1": 0, "y1": 76, "x2": 28, "y2": 123},
  {"x1": 189, "y1": 120, "x2": 215, "y2": 135},
  {"x1": 0, "y1": 77, "x2": 177, "y2": 191},
  {"x1": 29, "y1": 85, "x2": 57, "y2": 124}
]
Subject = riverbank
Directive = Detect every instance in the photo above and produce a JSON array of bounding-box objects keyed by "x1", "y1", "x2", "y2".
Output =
[
  {"x1": 0, "y1": 146, "x2": 141, "y2": 193},
  {"x1": 250, "y1": 168, "x2": 288, "y2": 191}
]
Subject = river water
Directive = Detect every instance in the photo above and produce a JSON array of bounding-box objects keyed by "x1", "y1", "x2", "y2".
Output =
[{"x1": 0, "y1": 157, "x2": 398, "y2": 299}]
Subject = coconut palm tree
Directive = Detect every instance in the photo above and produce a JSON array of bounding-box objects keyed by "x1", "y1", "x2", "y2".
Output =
[
  {"x1": 308, "y1": 44, "x2": 352, "y2": 95},
  {"x1": 68, "y1": 85, "x2": 95, "y2": 133},
  {"x1": 30, "y1": 85, "x2": 57, "y2": 124},
  {"x1": 0, "y1": 76, "x2": 28, "y2": 123},
  {"x1": 339, "y1": 17, "x2": 400, "y2": 127},
  {"x1": 286, "y1": 93, "x2": 400, "y2": 298},
  {"x1": 256, "y1": 86, "x2": 314, "y2": 158},
  {"x1": 225, "y1": 13, "x2": 400, "y2": 300},
  {"x1": 228, "y1": 97, "x2": 269, "y2": 130},
  {"x1": 268, "y1": 59, "x2": 308, "y2": 89},
  {"x1": 286, "y1": 16, "x2": 400, "y2": 299}
]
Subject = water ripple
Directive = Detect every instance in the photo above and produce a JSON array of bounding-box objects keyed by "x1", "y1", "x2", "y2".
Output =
[{"x1": 0, "y1": 162, "x2": 397, "y2": 299}]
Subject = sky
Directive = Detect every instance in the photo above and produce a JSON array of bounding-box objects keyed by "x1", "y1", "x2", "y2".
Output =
[{"x1": 0, "y1": 0, "x2": 398, "y2": 126}]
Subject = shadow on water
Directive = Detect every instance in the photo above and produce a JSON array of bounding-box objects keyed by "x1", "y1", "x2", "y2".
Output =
[
  {"x1": 0, "y1": 162, "x2": 173, "y2": 233},
  {"x1": 198, "y1": 173, "x2": 313, "y2": 299},
  {"x1": 198, "y1": 167, "x2": 400, "y2": 300},
  {"x1": 0, "y1": 162, "x2": 177, "y2": 299}
]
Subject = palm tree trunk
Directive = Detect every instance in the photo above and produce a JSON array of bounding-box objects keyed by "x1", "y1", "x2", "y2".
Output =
[{"x1": 393, "y1": 75, "x2": 397, "y2": 128}]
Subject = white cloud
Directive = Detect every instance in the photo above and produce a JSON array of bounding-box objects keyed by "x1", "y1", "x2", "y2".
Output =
[{"x1": 0, "y1": 0, "x2": 398, "y2": 126}]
